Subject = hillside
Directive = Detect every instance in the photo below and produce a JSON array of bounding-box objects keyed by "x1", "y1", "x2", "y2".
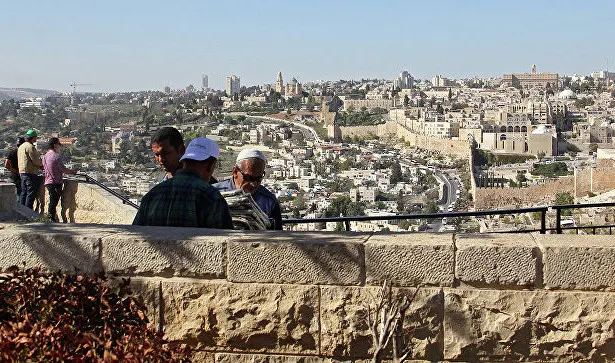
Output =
[{"x1": 0, "y1": 87, "x2": 59, "y2": 101}]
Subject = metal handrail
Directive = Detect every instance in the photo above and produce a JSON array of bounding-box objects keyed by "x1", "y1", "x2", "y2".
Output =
[
  {"x1": 60, "y1": 173, "x2": 614, "y2": 234},
  {"x1": 551, "y1": 202, "x2": 615, "y2": 234},
  {"x1": 284, "y1": 206, "x2": 550, "y2": 233},
  {"x1": 67, "y1": 173, "x2": 139, "y2": 209}
]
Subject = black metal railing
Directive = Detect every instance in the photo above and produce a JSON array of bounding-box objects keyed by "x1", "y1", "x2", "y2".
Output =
[
  {"x1": 284, "y1": 202, "x2": 615, "y2": 235},
  {"x1": 62, "y1": 173, "x2": 614, "y2": 235},
  {"x1": 284, "y1": 206, "x2": 549, "y2": 233},
  {"x1": 551, "y1": 201, "x2": 615, "y2": 234}
]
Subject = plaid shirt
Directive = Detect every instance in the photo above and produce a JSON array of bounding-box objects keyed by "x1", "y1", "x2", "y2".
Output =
[{"x1": 133, "y1": 169, "x2": 233, "y2": 229}]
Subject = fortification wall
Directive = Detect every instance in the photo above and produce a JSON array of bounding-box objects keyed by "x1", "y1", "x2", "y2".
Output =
[
  {"x1": 395, "y1": 125, "x2": 469, "y2": 157},
  {"x1": 475, "y1": 167, "x2": 615, "y2": 210},
  {"x1": 1, "y1": 221, "x2": 615, "y2": 362}
]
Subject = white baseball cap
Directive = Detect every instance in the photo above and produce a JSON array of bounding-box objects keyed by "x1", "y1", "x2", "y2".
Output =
[{"x1": 180, "y1": 137, "x2": 219, "y2": 162}]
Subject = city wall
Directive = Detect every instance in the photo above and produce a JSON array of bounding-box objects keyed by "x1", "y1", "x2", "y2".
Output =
[
  {"x1": 337, "y1": 122, "x2": 470, "y2": 158},
  {"x1": 475, "y1": 167, "x2": 615, "y2": 210},
  {"x1": 1, "y1": 219, "x2": 615, "y2": 362}
]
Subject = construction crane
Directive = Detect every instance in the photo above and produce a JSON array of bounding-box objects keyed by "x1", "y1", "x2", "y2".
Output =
[{"x1": 69, "y1": 82, "x2": 91, "y2": 94}]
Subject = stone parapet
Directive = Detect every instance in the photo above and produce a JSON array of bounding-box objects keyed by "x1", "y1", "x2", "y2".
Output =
[{"x1": 0, "y1": 222, "x2": 614, "y2": 361}]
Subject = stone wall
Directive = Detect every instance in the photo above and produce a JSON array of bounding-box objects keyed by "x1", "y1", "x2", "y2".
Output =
[
  {"x1": 395, "y1": 125, "x2": 470, "y2": 158},
  {"x1": 63, "y1": 181, "x2": 137, "y2": 224},
  {"x1": 475, "y1": 167, "x2": 615, "y2": 210},
  {"x1": 1, "y1": 222, "x2": 614, "y2": 362}
]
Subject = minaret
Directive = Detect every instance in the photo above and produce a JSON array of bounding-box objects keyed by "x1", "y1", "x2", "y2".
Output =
[{"x1": 275, "y1": 72, "x2": 284, "y2": 94}]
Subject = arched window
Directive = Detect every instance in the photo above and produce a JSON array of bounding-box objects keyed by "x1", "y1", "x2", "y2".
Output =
[
  {"x1": 500, "y1": 126, "x2": 506, "y2": 132},
  {"x1": 521, "y1": 126, "x2": 527, "y2": 133},
  {"x1": 500, "y1": 134, "x2": 507, "y2": 141},
  {"x1": 514, "y1": 126, "x2": 520, "y2": 133},
  {"x1": 507, "y1": 126, "x2": 514, "y2": 132}
]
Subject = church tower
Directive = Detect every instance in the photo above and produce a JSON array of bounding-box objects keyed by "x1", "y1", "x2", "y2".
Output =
[{"x1": 275, "y1": 72, "x2": 284, "y2": 94}]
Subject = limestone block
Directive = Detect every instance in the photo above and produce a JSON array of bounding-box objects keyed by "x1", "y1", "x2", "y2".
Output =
[
  {"x1": 228, "y1": 232, "x2": 366, "y2": 285},
  {"x1": 215, "y1": 353, "x2": 325, "y2": 362},
  {"x1": 0, "y1": 183, "x2": 16, "y2": 213},
  {"x1": 444, "y1": 288, "x2": 615, "y2": 362},
  {"x1": 320, "y1": 285, "x2": 443, "y2": 361},
  {"x1": 162, "y1": 279, "x2": 319, "y2": 354},
  {"x1": 455, "y1": 234, "x2": 538, "y2": 287},
  {"x1": 102, "y1": 226, "x2": 231, "y2": 278},
  {"x1": 537, "y1": 234, "x2": 615, "y2": 291},
  {"x1": 193, "y1": 351, "x2": 215, "y2": 363},
  {"x1": 534, "y1": 234, "x2": 615, "y2": 291},
  {"x1": 107, "y1": 276, "x2": 162, "y2": 331},
  {"x1": 365, "y1": 233, "x2": 454, "y2": 287},
  {"x1": 0, "y1": 223, "x2": 103, "y2": 273}
]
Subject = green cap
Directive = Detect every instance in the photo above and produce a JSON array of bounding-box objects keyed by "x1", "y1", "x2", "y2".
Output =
[{"x1": 25, "y1": 129, "x2": 38, "y2": 138}]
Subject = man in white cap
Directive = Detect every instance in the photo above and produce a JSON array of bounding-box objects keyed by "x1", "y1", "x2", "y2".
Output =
[
  {"x1": 133, "y1": 137, "x2": 233, "y2": 229},
  {"x1": 214, "y1": 148, "x2": 282, "y2": 230}
]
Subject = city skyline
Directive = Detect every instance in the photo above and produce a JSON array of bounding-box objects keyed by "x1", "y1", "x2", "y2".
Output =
[{"x1": 1, "y1": 0, "x2": 614, "y2": 92}]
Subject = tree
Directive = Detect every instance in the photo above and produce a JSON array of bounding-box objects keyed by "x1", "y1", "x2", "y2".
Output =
[
  {"x1": 436, "y1": 104, "x2": 444, "y2": 114},
  {"x1": 589, "y1": 143, "x2": 599, "y2": 153},
  {"x1": 516, "y1": 172, "x2": 527, "y2": 187},
  {"x1": 396, "y1": 190, "x2": 405, "y2": 213},
  {"x1": 390, "y1": 162, "x2": 403, "y2": 184},
  {"x1": 448, "y1": 88, "x2": 452, "y2": 100},
  {"x1": 554, "y1": 191, "x2": 574, "y2": 216},
  {"x1": 403, "y1": 94, "x2": 409, "y2": 107}
]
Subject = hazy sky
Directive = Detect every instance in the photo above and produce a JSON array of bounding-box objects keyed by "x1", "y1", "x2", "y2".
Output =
[{"x1": 1, "y1": 0, "x2": 614, "y2": 92}]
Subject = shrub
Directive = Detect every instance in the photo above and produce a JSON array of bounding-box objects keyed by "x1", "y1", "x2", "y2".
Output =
[{"x1": 0, "y1": 267, "x2": 192, "y2": 362}]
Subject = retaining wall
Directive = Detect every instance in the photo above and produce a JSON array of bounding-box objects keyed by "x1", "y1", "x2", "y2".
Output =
[{"x1": 1, "y1": 222, "x2": 614, "y2": 362}]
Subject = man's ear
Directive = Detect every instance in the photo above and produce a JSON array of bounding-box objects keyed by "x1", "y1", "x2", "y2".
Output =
[
  {"x1": 207, "y1": 160, "x2": 217, "y2": 174},
  {"x1": 179, "y1": 144, "x2": 186, "y2": 154}
]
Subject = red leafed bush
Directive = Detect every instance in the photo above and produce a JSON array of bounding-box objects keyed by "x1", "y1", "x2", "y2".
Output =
[{"x1": 0, "y1": 266, "x2": 192, "y2": 362}]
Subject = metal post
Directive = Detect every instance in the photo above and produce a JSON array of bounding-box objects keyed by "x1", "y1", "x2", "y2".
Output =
[
  {"x1": 555, "y1": 208, "x2": 562, "y2": 234},
  {"x1": 540, "y1": 209, "x2": 546, "y2": 234},
  {"x1": 344, "y1": 220, "x2": 351, "y2": 231}
]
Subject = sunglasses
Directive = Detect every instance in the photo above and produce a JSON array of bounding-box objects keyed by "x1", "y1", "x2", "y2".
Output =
[{"x1": 237, "y1": 168, "x2": 265, "y2": 183}]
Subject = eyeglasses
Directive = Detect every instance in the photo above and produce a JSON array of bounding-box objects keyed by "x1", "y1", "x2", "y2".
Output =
[{"x1": 236, "y1": 168, "x2": 265, "y2": 183}]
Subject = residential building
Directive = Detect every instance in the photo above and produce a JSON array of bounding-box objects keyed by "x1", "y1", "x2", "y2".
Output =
[
  {"x1": 225, "y1": 75, "x2": 240, "y2": 97},
  {"x1": 393, "y1": 70, "x2": 414, "y2": 89}
]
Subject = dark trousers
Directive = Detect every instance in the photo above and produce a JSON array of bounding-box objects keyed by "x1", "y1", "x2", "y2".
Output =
[
  {"x1": 46, "y1": 184, "x2": 62, "y2": 222},
  {"x1": 9, "y1": 173, "x2": 21, "y2": 200},
  {"x1": 20, "y1": 173, "x2": 40, "y2": 210}
]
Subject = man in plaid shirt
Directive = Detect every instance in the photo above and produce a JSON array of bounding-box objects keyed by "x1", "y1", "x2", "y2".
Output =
[{"x1": 133, "y1": 137, "x2": 233, "y2": 229}]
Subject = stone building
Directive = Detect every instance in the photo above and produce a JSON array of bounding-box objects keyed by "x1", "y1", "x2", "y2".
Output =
[
  {"x1": 502, "y1": 65, "x2": 558, "y2": 89},
  {"x1": 275, "y1": 72, "x2": 283, "y2": 94}
]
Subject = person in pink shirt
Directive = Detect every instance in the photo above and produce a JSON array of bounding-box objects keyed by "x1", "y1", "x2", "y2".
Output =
[{"x1": 42, "y1": 138, "x2": 76, "y2": 221}]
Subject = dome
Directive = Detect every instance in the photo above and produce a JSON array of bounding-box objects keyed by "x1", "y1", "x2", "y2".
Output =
[{"x1": 558, "y1": 89, "x2": 577, "y2": 99}]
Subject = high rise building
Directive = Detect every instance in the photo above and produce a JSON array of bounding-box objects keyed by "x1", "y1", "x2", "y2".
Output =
[
  {"x1": 164, "y1": 86, "x2": 171, "y2": 94},
  {"x1": 202, "y1": 74, "x2": 209, "y2": 90},
  {"x1": 393, "y1": 70, "x2": 414, "y2": 89},
  {"x1": 225, "y1": 75, "x2": 240, "y2": 97},
  {"x1": 275, "y1": 72, "x2": 284, "y2": 94}
]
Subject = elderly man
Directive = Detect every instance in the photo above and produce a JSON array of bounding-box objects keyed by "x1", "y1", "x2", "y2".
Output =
[
  {"x1": 214, "y1": 149, "x2": 282, "y2": 230},
  {"x1": 133, "y1": 137, "x2": 233, "y2": 229},
  {"x1": 17, "y1": 129, "x2": 43, "y2": 209},
  {"x1": 150, "y1": 127, "x2": 185, "y2": 181}
]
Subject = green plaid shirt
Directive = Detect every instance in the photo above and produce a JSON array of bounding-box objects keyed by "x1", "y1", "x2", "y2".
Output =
[{"x1": 133, "y1": 169, "x2": 233, "y2": 229}]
